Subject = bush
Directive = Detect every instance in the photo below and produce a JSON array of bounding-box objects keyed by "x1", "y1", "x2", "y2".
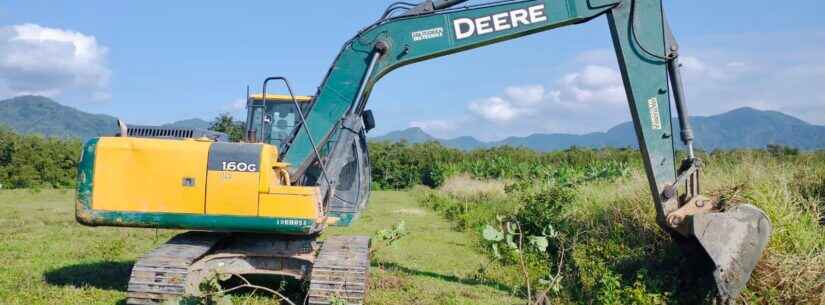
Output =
[
  {"x1": 515, "y1": 186, "x2": 576, "y2": 236},
  {"x1": 0, "y1": 126, "x2": 81, "y2": 189}
]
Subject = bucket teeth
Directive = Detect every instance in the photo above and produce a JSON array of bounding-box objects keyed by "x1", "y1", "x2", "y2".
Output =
[{"x1": 690, "y1": 204, "x2": 771, "y2": 303}]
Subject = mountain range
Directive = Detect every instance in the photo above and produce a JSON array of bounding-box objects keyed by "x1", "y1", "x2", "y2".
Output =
[
  {"x1": 0, "y1": 95, "x2": 212, "y2": 139},
  {"x1": 1, "y1": 95, "x2": 824, "y2": 151},
  {"x1": 372, "y1": 107, "x2": 825, "y2": 151}
]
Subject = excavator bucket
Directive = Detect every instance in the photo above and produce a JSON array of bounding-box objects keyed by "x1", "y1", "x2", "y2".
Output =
[{"x1": 689, "y1": 204, "x2": 771, "y2": 302}]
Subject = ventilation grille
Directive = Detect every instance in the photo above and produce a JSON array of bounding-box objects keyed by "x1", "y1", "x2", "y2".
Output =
[
  {"x1": 128, "y1": 127, "x2": 194, "y2": 139},
  {"x1": 120, "y1": 125, "x2": 229, "y2": 142}
]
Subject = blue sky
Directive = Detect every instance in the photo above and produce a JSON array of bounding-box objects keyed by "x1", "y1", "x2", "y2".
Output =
[{"x1": 1, "y1": 1, "x2": 823, "y2": 140}]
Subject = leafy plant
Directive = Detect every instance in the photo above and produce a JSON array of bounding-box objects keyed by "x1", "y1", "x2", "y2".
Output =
[
  {"x1": 483, "y1": 218, "x2": 563, "y2": 305},
  {"x1": 371, "y1": 221, "x2": 410, "y2": 256}
]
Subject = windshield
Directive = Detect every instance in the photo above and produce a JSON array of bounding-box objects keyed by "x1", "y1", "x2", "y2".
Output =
[
  {"x1": 267, "y1": 102, "x2": 298, "y2": 148},
  {"x1": 247, "y1": 100, "x2": 302, "y2": 149}
]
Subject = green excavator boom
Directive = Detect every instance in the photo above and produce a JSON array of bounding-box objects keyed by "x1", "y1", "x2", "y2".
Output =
[{"x1": 274, "y1": 0, "x2": 770, "y2": 301}]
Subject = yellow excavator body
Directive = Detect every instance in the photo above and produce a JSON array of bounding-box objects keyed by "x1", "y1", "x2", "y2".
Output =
[{"x1": 77, "y1": 136, "x2": 325, "y2": 233}]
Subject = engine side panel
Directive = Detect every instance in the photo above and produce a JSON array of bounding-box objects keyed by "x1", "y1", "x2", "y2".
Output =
[
  {"x1": 75, "y1": 137, "x2": 323, "y2": 234},
  {"x1": 92, "y1": 137, "x2": 210, "y2": 214}
]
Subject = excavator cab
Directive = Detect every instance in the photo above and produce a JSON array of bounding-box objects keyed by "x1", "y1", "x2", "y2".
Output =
[{"x1": 244, "y1": 93, "x2": 313, "y2": 150}]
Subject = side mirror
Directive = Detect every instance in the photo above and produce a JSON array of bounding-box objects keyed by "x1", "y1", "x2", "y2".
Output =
[{"x1": 362, "y1": 110, "x2": 376, "y2": 133}]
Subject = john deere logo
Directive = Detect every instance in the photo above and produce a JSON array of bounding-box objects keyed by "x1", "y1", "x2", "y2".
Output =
[{"x1": 453, "y1": 4, "x2": 547, "y2": 40}]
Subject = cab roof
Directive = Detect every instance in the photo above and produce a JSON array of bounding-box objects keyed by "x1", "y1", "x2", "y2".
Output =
[{"x1": 249, "y1": 94, "x2": 313, "y2": 102}]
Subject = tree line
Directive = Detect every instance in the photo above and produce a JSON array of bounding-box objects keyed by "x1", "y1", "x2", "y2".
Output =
[{"x1": 0, "y1": 113, "x2": 811, "y2": 190}]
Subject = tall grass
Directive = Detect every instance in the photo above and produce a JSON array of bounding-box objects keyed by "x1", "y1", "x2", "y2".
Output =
[{"x1": 404, "y1": 142, "x2": 825, "y2": 305}]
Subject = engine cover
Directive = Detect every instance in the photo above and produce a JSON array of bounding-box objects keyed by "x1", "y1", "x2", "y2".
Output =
[{"x1": 75, "y1": 137, "x2": 324, "y2": 234}]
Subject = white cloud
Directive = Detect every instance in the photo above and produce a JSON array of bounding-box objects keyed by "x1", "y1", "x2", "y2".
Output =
[
  {"x1": 0, "y1": 23, "x2": 110, "y2": 100},
  {"x1": 469, "y1": 96, "x2": 525, "y2": 123},
  {"x1": 504, "y1": 85, "x2": 544, "y2": 106},
  {"x1": 409, "y1": 119, "x2": 457, "y2": 134},
  {"x1": 467, "y1": 84, "x2": 551, "y2": 124},
  {"x1": 411, "y1": 31, "x2": 825, "y2": 140},
  {"x1": 553, "y1": 65, "x2": 625, "y2": 106},
  {"x1": 465, "y1": 64, "x2": 626, "y2": 135}
]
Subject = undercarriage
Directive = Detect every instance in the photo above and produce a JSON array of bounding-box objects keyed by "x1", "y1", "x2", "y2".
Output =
[{"x1": 126, "y1": 232, "x2": 370, "y2": 305}]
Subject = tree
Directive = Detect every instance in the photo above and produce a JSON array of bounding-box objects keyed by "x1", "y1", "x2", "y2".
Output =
[
  {"x1": 766, "y1": 144, "x2": 799, "y2": 157},
  {"x1": 209, "y1": 113, "x2": 245, "y2": 142}
]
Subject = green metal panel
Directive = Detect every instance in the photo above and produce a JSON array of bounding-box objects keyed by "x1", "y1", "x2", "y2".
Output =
[
  {"x1": 284, "y1": 0, "x2": 621, "y2": 172},
  {"x1": 606, "y1": 0, "x2": 677, "y2": 218},
  {"x1": 77, "y1": 210, "x2": 315, "y2": 234},
  {"x1": 75, "y1": 138, "x2": 98, "y2": 212}
]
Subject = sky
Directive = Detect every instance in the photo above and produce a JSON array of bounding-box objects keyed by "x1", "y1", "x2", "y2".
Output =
[{"x1": 0, "y1": 0, "x2": 823, "y2": 141}]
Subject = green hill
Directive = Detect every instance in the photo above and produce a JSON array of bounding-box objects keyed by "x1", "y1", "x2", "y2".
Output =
[
  {"x1": 0, "y1": 96, "x2": 215, "y2": 139},
  {"x1": 162, "y1": 118, "x2": 212, "y2": 130},
  {"x1": 374, "y1": 107, "x2": 825, "y2": 151},
  {"x1": 0, "y1": 96, "x2": 118, "y2": 139}
]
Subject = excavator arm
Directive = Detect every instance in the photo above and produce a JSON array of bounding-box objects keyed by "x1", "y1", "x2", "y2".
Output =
[
  {"x1": 286, "y1": 0, "x2": 676, "y2": 212},
  {"x1": 287, "y1": 0, "x2": 681, "y2": 224},
  {"x1": 278, "y1": 0, "x2": 771, "y2": 301}
]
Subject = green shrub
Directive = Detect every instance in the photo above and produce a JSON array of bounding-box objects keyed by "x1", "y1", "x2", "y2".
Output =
[
  {"x1": 515, "y1": 187, "x2": 575, "y2": 236},
  {"x1": 0, "y1": 126, "x2": 81, "y2": 189}
]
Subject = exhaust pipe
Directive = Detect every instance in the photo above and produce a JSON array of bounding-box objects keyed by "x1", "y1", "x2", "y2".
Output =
[{"x1": 117, "y1": 119, "x2": 128, "y2": 137}]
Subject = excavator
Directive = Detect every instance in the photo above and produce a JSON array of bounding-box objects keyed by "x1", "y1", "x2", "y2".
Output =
[{"x1": 74, "y1": 0, "x2": 772, "y2": 304}]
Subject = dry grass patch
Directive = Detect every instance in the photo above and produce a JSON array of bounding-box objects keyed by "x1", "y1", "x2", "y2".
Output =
[
  {"x1": 748, "y1": 251, "x2": 825, "y2": 305},
  {"x1": 438, "y1": 174, "x2": 507, "y2": 200}
]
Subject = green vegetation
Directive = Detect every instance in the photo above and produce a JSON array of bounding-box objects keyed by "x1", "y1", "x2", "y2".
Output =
[
  {"x1": 384, "y1": 142, "x2": 825, "y2": 305},
  {"x1": 369, "y1": 141, "x2": 636, "y2": 190},
  {"x1": 209, "y1": 113, "x2": 245, "y2": 142},
  {"x1": 0, "y1": 126, "x2": 81, "y2": 189},
  {"x1": 0, "y1": 126, "x2": 822, "y2": 304}
]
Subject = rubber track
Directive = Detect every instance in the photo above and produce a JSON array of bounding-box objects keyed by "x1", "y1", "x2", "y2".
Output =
[
  {"x1": 126, "y1": 231, "x2": 226, "y2": 305},
  {"x1": 307, "y1": 236, "x2": 371, "y2": 305}
]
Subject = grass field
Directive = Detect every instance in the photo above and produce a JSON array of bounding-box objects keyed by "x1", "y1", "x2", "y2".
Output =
[
  {"x1": 0, "y1": 189, "x2": 523, "y2": 305},
  {"x1": 1, "y1": 149, "x2": 823, "y2": 305}
]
